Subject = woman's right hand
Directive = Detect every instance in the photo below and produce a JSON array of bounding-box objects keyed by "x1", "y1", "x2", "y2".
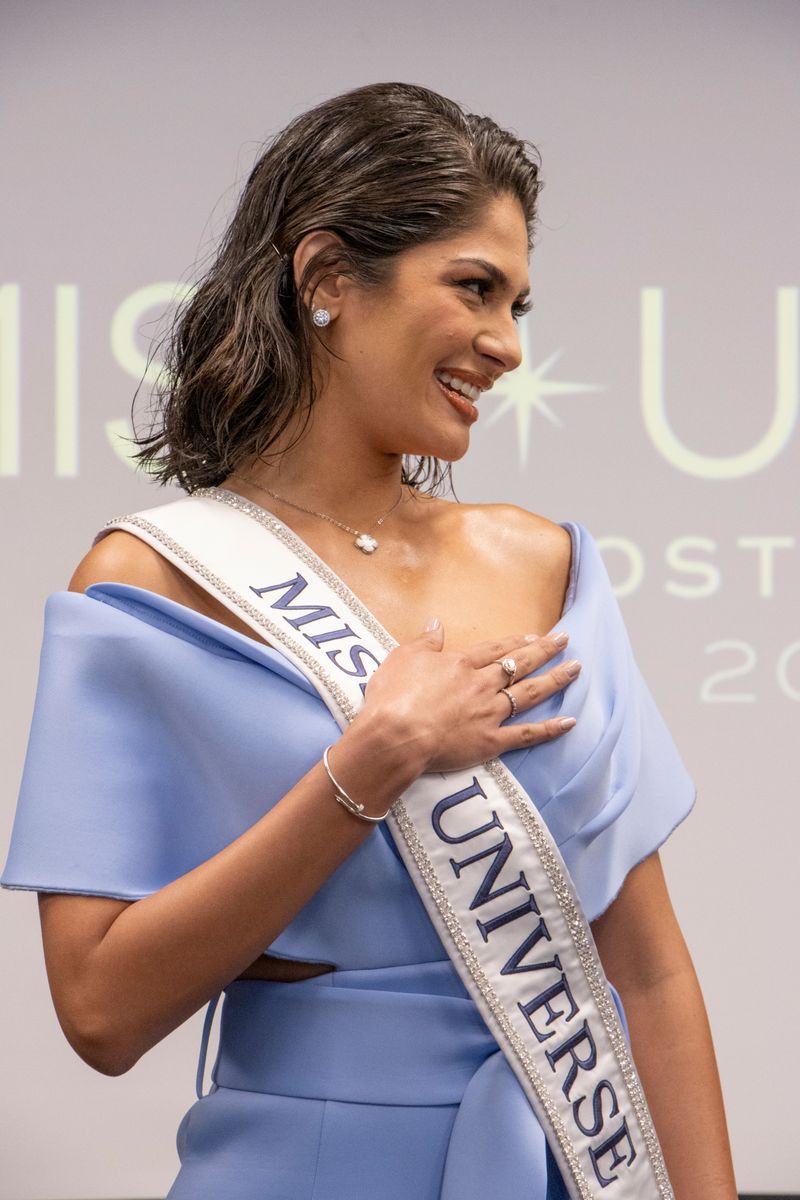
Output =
[{"x1": 356, "y1": 620, "x2": 580, "y2": 774}]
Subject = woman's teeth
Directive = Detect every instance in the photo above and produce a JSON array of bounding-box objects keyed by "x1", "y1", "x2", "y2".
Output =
[{"x1": 434, "y1": 371, "x2": 481, "y2": 403}]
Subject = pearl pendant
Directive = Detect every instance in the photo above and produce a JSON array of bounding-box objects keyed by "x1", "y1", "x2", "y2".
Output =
[{"x1": 354, "y1": 532, "x2": 378, "y2": 554}]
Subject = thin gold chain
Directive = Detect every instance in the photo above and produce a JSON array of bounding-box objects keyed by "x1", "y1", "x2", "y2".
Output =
[{"x1": 229, "y1": 474, "x2": 404, "y2": 538}]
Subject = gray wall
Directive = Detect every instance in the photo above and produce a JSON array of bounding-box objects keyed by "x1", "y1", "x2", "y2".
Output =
[{"x1": 1, "y1": 1, "x2": 797, "y2": 1195}]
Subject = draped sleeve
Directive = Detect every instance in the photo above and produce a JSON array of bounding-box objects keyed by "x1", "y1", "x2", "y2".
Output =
[
  {"x1": 2, "y1": 521, "x2": 697, "y2": 936},
  {"x1": 0, "y1": 585, "x2": 340, "y2": 900},
  {"x1": 503, "y1": 521, "x2": 697, "y2": 920}
]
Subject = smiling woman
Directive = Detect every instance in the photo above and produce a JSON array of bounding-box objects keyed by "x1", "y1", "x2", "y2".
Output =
[
  {"x1": 1, "y1": 82, "x2": 737, "y2": 1199},
  {"x1": 134, "y1": 82, "x2": 542, "y2": 497},
  {"x1": 264, "y1": 193, "x2": 531, "y2": 469}
]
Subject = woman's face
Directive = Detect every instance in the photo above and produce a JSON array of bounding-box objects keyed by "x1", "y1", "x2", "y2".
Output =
[{"x1": 321, "y1": 193, "x2": 531, "y2": 463}]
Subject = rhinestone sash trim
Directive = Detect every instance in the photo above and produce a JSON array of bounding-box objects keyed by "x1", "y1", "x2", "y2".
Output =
[{"x1": 103, "y1": 487, "x2": 673, "y2": 1200}]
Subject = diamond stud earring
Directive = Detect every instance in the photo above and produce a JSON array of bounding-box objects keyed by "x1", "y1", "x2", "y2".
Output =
[{"x1": 312, "y1": 308, "x2": 331, "y2": 328}]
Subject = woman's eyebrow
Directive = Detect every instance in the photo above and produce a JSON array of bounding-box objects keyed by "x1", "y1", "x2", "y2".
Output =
[{"x1": 449, "y1": 256, "x2": 530, "y2": 300}]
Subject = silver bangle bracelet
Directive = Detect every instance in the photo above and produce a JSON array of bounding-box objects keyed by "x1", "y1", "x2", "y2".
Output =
[{"x1": 322, "y1": 745, "x2": 391, "y2": 824}]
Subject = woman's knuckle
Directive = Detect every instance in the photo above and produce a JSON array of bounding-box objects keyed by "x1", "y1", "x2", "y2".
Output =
[{"x1": 541, "y1": 634, "x2": 560, "y2": 659}]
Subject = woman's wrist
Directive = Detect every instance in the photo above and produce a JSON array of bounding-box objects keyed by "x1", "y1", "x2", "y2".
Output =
[{"x1": 329, "y1": 713, "x2": 428, "y2": 818}]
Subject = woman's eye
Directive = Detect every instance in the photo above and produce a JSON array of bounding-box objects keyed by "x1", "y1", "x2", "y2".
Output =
[
  {"x1": 456, "y1": 278, "x2": 531, "y2": 321},
  {"x1": 459, "y1": 278, "x2": 490, "y2": 299}
]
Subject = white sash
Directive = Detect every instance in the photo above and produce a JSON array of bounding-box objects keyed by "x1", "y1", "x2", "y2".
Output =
[{"x1": 105, "y1": 487, "x2": 674, "y2": 1200}]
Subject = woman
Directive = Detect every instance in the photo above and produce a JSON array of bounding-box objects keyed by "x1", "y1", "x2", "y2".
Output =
[{"x1": 2, "y1": 83, "x2": 736, "y2": 1197}]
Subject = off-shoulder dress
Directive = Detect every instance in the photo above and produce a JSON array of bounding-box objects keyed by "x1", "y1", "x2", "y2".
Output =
[{"x1": 2, "y1": 519, "x2": 695, "y2": 1199}]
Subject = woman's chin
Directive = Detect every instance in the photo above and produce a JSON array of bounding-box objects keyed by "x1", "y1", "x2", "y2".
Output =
[{"x1": 400, "y1": 426, "x2": 472, "y2": 464}]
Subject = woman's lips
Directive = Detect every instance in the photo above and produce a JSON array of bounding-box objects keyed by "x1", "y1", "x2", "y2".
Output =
[{"x1": 435, "y1": 375, "x2": 479, "y2": 424}]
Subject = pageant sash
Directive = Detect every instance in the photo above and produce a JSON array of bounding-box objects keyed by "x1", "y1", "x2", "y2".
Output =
[{"x1": 103, "y1": 488, "x2": 673, "y2": 1200}]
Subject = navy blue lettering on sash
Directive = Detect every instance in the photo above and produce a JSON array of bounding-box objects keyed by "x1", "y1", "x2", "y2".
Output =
[
  {"x1": 246, "y1": 567, "x2": 639, "y2": 1191},
  {"x1": 250, "y1": 574, "x2": 381, "y2": 694},
  {"x1": 430, "y1": 776, "x2": 635, "y2": 1188}
]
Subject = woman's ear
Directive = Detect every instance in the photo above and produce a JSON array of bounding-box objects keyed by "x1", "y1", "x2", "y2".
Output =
[{"x1": 292, "y1": 230, "x2": 349, "y2": 320}]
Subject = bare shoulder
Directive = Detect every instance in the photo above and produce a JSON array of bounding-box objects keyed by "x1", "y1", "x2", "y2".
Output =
[
  {"x1": 450, "y1": 501, "x2": 572, "y2": 579},
  {"x1": 482, "y1": 503, "x2": 571, "y2": 558},
  {"x1": 68, "y1": 530, "x2": 181, "y2": 597},
  {"x1": 67, "y1": 529, "x2": 268, "y2": 641},
  {"x1": 426, "y1": 499, "x2": 574, "y2": 631}
]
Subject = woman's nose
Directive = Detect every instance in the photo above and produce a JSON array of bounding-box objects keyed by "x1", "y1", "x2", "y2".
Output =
[{"x1": 475, "y1": 317, "x2": 523, "y2": 375}]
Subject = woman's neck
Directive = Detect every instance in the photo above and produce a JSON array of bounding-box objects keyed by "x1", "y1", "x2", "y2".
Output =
[{"x1": 227, "y1": 399, "x2": 410, "y2": 528}]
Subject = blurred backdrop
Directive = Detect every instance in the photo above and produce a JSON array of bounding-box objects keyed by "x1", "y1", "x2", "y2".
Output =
[{"x1": 1, "y1": 1, "x2": 797, "y2": 1195}]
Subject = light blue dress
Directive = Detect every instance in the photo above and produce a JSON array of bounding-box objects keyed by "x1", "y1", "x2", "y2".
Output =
[{"x1": 2, "y1": 522, "x2": 695, "y2": 1198}]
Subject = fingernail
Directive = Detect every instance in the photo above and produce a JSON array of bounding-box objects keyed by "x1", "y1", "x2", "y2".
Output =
[
  {"x1": 553, "y1": 631, "x2": 569, "y2": 647},
  {"x1": 524, "y1": 633, "x2": 540, "y2": 642},
  {"x1": 559, "y1": 717, "x2": 577, "y2": 731},
  {"x1": 424, "y1": 616, "x2": 441, "y2": 631},
  {"x1": 564, "y1": 660, "x2": 581, "y2": 678}
]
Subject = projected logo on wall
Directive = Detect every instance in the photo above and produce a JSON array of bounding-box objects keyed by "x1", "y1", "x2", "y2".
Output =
[
  {"x1": 0, "y1": 282, "x2": 796, "y2": 480},
  {"x1": 486, "y1": 291, "x2": 799, "y2": 706},
  {"x1": 491, "y1": 288, "x2": 799, "y2": 477},
  {"x1": 489, "y1": 342, "x2": 603, "y2": 468},
  {"x1": 0, "y1": 280, "x2": 797, "y2": 704}
]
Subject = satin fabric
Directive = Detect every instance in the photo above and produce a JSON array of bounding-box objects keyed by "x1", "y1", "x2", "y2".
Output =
[{"x1": 2, "y1": 519, "x2": 695, "y2": 1197}]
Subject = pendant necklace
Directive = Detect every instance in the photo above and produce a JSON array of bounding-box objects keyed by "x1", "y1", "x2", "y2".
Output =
[{"x1": 230, "y1": 475, "x2": 404, "y2": 555}]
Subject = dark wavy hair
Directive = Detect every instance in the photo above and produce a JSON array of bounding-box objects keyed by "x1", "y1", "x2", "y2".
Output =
[{"x1": 135, "y1": 82, "x2": 542, "y2": 492}]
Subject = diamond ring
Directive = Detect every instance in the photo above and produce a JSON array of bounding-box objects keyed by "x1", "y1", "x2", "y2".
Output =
[
  {"x1": 500, "y1": 687, "x2": 518, "y2": 718},
  {"x1": 498, "y1": 656, "x2": 517, "y2": 684}
]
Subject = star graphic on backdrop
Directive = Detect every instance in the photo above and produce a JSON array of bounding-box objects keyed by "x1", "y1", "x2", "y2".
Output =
[{"x1": 487, "y1": 330, "x2": 605, "y2": 467}]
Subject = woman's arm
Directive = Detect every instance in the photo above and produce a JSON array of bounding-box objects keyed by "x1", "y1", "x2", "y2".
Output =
[
  {"x1": 591, "y1": 852, "x2": 737, "y2": 1198},
  {"x1": 39, "y1": 721, "x2": 419, "y2": 1077},
  {"x1": 39, "y1": 556, "x2": 576, "y2": 1077}
]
